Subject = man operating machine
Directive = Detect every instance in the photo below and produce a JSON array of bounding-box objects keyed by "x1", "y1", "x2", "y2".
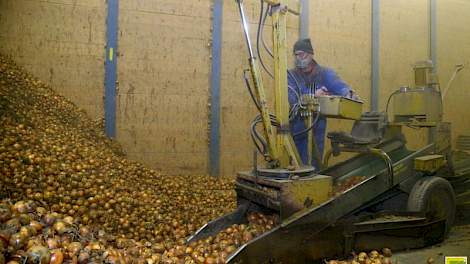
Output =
[{"x1": 288, "y1": 38, "x2": 360, "y2": 167}]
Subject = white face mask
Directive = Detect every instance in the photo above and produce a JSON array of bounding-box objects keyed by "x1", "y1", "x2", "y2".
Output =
[{"x1": 295, "y1": 56, "x2": 313, "y2": 69}]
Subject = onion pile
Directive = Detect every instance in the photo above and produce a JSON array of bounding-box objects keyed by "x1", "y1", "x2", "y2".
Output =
[
  {"x1": 160, "y1": 212, "x2": 278, "y2": 263},
  {"x1": 326, "y1": 248, "x2": 394, "y2": 264},
  {"x1": 0, "y1": 199, "x2": 138, "y2": 264},
  {"x1": 0, "y1": 55, "x2": 237, "y2": 262},
  {"x1": 332, "y1": 176, "x2": 367, "y2": 197},
  {"x1": 0, "y1": 55, "x2": 401, "y2": 263}
]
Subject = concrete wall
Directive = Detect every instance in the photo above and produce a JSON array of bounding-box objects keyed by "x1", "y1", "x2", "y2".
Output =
[
  {"x1": 0, "y1": 0, "x2": 106, "y2": 119},
  {"x1": 1, "y1": 0, "x2": 469, "y2": 176}
]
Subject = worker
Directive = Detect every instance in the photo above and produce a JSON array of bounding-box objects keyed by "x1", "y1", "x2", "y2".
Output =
[{"x1": 287, "y1": 38, "x2": 359, "y2": 168}]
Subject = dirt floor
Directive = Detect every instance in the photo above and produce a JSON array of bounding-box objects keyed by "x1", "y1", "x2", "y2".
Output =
[{"x1": 393, "y1": 224, "x2": 470, "y2": 264}]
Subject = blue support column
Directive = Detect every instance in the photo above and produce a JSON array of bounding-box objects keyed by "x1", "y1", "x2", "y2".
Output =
[
  {"x1": 430, "y1": 0, "x2": 437, "y2": 71},
  {"x1": 299, "y1": 0, "x2": 309, "y2": 39},
  {"x1": 104, "y1": 0, "x2": 119, "y2": 138},
  {"x1": 371, "y1": 0, "x2": 380, "y2": 112},
  {"x1": 209, "y1": 0, "x2": 223, "y2": 177}
]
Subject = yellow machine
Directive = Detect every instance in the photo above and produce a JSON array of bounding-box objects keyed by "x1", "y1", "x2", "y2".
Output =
[
  {"x1": 233, "y1": 0, "x2": 364, "y2": 217},
  {"x1": 238, "y1": 0, "x2": 362, "y2": 170},
  {"x1": 188, "y1": 1, "x2": 458, "y2": 263},
  {"x1": 390, "y1": 61, "x2": 443, "y2": 126}
]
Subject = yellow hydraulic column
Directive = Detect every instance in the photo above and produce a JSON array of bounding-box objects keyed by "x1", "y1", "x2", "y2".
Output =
[
  {"x1": 271, "y1": 0, "x2": 301, "y2": 168},
  {"x1": 249, "y1": 58, "x2": 279, "y2": 163},
  {"x1": 237, "y1": 0, "x2": 279, "y2": 165}
]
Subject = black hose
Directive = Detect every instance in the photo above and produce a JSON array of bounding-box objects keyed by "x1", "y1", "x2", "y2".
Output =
[
  {"x1": 287, "y1": 70, "x2": 304, "y2": 96},
  {"x1": 243, "y1": 69, "x2": 262, "y2": 112},
  {"x1": 261, "y1": 5, "x2": 273, "y2": 58},
  {"x1": 250, "y1": 121, "x2": 266, "y2": 155},
  {"x1": 293, "y1": 113, "x2": 320, "y2": 137},
  {"x1": 250, "y1": 114, "x2": 280, "y2": 160},
  {"x1": 257, "y1": 0, "x2": 273, "y2": 78},
  {"x1": 385, "y1": 90, "x2": 399, "y2": 115}
]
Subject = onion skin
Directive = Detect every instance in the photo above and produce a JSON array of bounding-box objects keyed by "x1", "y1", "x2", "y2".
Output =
[
  {"x1": 26, "y1": 245, "x2": 51, "y2": 264},
  {"x1": 66, "y1": 242, "x2": 82, "y2": 256},
  {"x1": 382, "y1": 248, "x2": 392, "y2": 258},
  {"x1": 0, "y1": 204, "x2": 12, "y2": 222},
  {"x1": 9, "y1": 233, "x2": 27, "y2": 250},
  {"x1": 28, "y1": 221, "x2": 43, "y2": 233},
  {"x1": 46, "y1": 237, "x2": 60, "y2": 249},
  {"x1": 50, "y1": 250, "x2": 64, "y2": 264},
  {"x1": 77, "y1": 251, "x2": 90, "y2": 264}
]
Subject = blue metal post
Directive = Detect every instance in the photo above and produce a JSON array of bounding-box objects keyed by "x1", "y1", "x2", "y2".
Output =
[
  {"x1": 430, "y1": 0, "x2": 437, "y2": 71},
  {"x1": 209, "y1": 0, "x2": 223, "y2": 177},
  {"x1": 104, "y1": 0, "x2": 118, "y2": 138},
  {"x1": 299, "y1": 0, "x2": 309, "y2": 39},
  {"x1": 371, "y1": 0, "x2": 380, "y2": 112}
]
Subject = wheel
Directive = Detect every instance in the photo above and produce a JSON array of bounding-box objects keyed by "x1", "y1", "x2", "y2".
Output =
[{"x1": 407, "y1": 176, "x2": 456, "y2": 236}]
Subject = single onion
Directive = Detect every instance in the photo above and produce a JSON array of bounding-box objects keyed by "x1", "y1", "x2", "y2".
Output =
[
  {"x1": 12, "y1": 201, "x2": 28, "y2": 214},
  {"x1": 26, "y1": 245, "x2": 51, "y2": 264},
  {"x1": 49, "y1": 249, "x2": 64, "y2": 264},
  {"x1": 382, "y1": 248, "x2": 392, "y2": 258},
  {"x1": 66, "y1": 242, "x2": 82, "y2": 256},
  {"x1": 0, "y1": 204, "x2": 12, "y2": 222},
  {"x1": 77, "y1": 251, "x2": 90, "y2": 264},
  {"x1": 53, "y1": 221, "x2": 68, "y2": 235},
  {"x1": 9, "y1": 233, "x2": 27, "y2": 250},
  {"x1": 46, "y1": 237, "x2": 60, "y2": 249}
]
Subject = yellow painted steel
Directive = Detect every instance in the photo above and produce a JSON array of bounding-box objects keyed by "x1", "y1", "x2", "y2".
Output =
[
  {"x1": 414, "y1": 154, "x2": 446, "y2": 173},
  {"x1": 284, "y1": 136, "x2": 301, "y2": 167},
  {"x1": 317, "y1": 96, "x2": 363, "y2": 120},
  {"x1": 279, "y1": 175, "x2": 333, "y2": 219},
  {"x1": 392, "y1": 90, "x2": 443, "y2": 126},
  {"x1": 301, "y1": 94, "x2": 318, "y2": 166},
  {"x1": 271, "y1": 0, "x2": 301, "y2": 168},
  {"x1": 306, "y1": 114, "x2": 313, "y2": 166},
  {"x1": 285, "y1": 175, "x2": 332, "y2": 207},
  {"x1": 249, "y1": 57, "x2": 279, "y2": 163}
]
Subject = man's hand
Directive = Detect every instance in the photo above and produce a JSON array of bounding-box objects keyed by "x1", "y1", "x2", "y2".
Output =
[
  {"x1": 347, "y1": 90, "x2": 362, "y2": 102},
  {"x1": 315, "y1": 86, "x2": 331, "y2": 96}
]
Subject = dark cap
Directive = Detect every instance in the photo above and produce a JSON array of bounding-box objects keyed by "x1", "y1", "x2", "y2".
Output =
[{"x1": 293, "y1": 38, "x2": 314, "y2": 54}]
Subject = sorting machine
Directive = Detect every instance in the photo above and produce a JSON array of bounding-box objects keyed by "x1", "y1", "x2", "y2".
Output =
[{"x1": 188, "y1": 1, "x2": 457, "y2": 263}]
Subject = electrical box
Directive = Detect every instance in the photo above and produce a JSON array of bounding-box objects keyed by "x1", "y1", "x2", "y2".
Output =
[
  {"x1": 317, "y1": 96, "x2": 363, "y2": 120},
  {"x1": 391, "y1": 60, "x2": 443, "y2": 127},
  {"x1": 414, "y1": 154, "x2": 446, "y2": 173},
  {"x1": 392, "y1": 88, "x2": 443, "y2": 126}
]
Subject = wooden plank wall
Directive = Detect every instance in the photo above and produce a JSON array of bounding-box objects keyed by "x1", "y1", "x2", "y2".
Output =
[
  {"x1": 116, "y1": 0, "x2": 212, "y2": 175},
  {"x1": 437, "y1": 0, "x2": 470, "y2": 146},
  {"x1": 0, "y1": 0, "x2": 106, "y2": 120},
  {"x1": 380, "y1": 0, "x2": 430, "y2": 150},
  {"x1": 1, "y1": 0, "x2": 469, "y2": 176}
]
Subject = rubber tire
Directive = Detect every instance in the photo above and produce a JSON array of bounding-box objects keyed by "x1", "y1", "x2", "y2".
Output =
[{"x1": 407, "y1": 176, "x2": 456, "y2": 236}]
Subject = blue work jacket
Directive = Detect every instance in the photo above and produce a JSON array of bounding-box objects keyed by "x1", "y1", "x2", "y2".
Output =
[{"x1": 287, "y1": 63, "x2": 352, "y2": 168}]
